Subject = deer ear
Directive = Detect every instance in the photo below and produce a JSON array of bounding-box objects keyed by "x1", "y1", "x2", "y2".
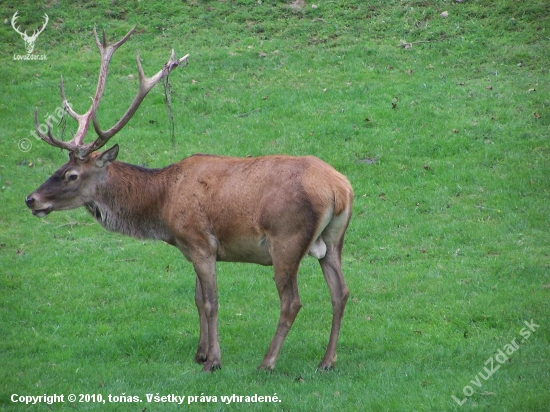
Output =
[{"x1": 95, "y1": 144, "x2": 119, "y2": 168}]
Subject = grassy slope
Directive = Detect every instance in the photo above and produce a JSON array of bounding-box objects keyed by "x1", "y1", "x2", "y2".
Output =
[{"x1": 0, "y1": 1, "x2": 549, "y2": 411}]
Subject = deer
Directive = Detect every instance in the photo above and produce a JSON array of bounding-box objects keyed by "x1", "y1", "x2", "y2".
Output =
[
  {"x1": 11, "y1": 11, "x2": 49, "y2": 54},
  {"x1": 25, "y1": 26, "x2": 354, "y2": 372}
]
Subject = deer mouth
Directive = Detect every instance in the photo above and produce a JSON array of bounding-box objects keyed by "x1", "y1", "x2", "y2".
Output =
[{"x1": 32, "y1": 207, "x2": 52, "y2": 218}]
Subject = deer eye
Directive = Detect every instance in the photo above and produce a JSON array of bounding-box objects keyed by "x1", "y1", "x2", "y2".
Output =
[{"x1": 67, "y1": 173, "x2": 78, "y2": 181}]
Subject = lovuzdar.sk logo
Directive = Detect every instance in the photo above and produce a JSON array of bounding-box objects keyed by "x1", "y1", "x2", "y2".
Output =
[{"x1": 11, "y1": 11, "x2": 48, "y2": 61}]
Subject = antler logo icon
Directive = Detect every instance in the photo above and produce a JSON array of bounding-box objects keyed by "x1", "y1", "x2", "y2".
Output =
[{"x1": 11, "y1": 11, "x2": 49, "y2": 54}]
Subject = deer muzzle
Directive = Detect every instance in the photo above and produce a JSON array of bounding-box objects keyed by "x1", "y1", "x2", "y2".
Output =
[{"x1": 25, "y1": 194, "x2": 52, "y2": 217}]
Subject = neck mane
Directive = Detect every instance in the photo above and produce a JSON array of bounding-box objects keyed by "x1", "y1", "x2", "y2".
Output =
[{"x1": 85, "y1": 161, "x2": 176, "y2": 244}]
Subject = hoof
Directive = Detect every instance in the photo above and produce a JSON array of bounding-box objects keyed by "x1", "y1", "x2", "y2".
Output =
[
  {"x1": 318, "y1": 354, "x2": 337, "y2": 371},
  {"x1": 318, "y1": 359, "x2": 336, "y2": 371},
  {"x1": 195, "y1": 353, "x2": 207, "y2": 364},
  {"x1": 202, "y1": 361, "x2": 222, "y2": 372},
  {"x1": 257, "y1": 359, "x2": 276, "y2": 371},
  {"x1": 317, "y1": 363, "x2": 334, "y2": 372}
]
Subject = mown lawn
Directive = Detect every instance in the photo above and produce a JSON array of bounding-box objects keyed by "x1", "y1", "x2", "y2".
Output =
[{"x1": 1, "y1": 1, "x2": 549, "y2": 411}]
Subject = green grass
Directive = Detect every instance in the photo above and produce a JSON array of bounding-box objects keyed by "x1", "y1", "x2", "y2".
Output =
[{"x1": 1, "y1": 0, "x2": 549, "y2": 410}]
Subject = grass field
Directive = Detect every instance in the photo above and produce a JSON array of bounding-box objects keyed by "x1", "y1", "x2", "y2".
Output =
[{"x1": 1, "y1": 1, "x2": 549, "y2": 410}]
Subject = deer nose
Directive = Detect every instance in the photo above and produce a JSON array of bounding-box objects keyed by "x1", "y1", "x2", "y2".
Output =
[{"x1": 25, "y1": 196, "x2": 35, "y2": 208}]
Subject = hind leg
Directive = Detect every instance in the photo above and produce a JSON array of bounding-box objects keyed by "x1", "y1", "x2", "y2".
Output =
[
  {"x1": 318, "y1": 242, "x2": 349, "y2": 370},
  {"x1": 316, "y1": 207, "x2": 351, "y2": 370}
]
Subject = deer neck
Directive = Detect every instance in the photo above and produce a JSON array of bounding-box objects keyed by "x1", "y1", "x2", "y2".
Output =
[{"x1": 85, "y1": 161, "x2": 176, "y2": 244}]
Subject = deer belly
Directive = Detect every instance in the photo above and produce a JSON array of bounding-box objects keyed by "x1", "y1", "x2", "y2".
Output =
[{"x1": 216, "y1": 236, "x2": 273, "y2": 265}]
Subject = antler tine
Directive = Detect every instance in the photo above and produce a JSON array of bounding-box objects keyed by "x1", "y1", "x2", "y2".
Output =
[
  {"x1": 111, "y1": 24, "x2": 137, "y2": 49},
  {"x1": 102, "y1": 27, "x2": 108, "y2": 48},
  {"x1": 92, "y1": 49, "x2": 189, "y2": 142},
  {"x1": 34, "y1": 109, "x2": 76, "y2": 151},
  {"x1": 32, "y1": 75, "x2": 82, "y2": 153},
  {"x1": 92, "y1": 25, "x2": 103, "y2": 50}
]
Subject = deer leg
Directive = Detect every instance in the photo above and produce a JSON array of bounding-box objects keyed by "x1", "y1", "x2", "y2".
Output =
[
  {"x1": 259, "y1": 259, "x2": 302, "y2": 371},
  {"x1": 194, "y1": 275, "x2": 209, "y2": 364},
  {"x1": 317, "y1": 244, "x2": 349, "y2": 370},
  {"x1": 192, "y1": 257, "x2": 222, "y2": 371}
]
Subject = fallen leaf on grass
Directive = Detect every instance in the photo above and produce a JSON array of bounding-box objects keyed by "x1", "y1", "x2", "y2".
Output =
[
  {"x1": 288, "y1": 0, "x2": 306, "y2": 10},
  {"x1": 534, "y1": 112, "x2": 541, "y2": 119},
  {"x1": 397, "y1": 40, "x2": 413, "y2": 49},
  {"x1": 356, "y1": 156, "x2": 378, "y2": 164}
]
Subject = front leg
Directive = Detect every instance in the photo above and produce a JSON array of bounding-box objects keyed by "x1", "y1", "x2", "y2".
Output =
[
  {"x1": 194, "y1": 275, "x2": 209, "y2": 364},
  {"x1": 193, "y1": 257, "x2": 222, "y2": 371}
]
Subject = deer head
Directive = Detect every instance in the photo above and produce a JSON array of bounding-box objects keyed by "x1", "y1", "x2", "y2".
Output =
[
  {"x1": 26, "y1": 25, "x2": 188, "y2": 216},
  {"x1": 12, "y1": 11, "x2": 49, "y2": 54},
  {"x1": 26, "y1": 146, "x2": 120, "y2": 217}
]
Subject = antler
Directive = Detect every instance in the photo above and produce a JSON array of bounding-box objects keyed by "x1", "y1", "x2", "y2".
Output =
[
  {"x1": 35, "y1": 25, "x2": 189, "y2": 160},
  {"x1": 11, "y1": 11, "x2": 48, "y2": 40},
  {"x1": 11, "y1": 11, "x2": 25, "y2": 37},
  {"x1": 30, "y1": 14, "x2": 49, "y2": 40}
]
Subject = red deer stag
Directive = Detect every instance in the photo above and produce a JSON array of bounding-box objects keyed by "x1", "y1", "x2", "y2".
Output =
[{"x1": 26, "y1": 26, "x2": 354, "y2": 372}]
